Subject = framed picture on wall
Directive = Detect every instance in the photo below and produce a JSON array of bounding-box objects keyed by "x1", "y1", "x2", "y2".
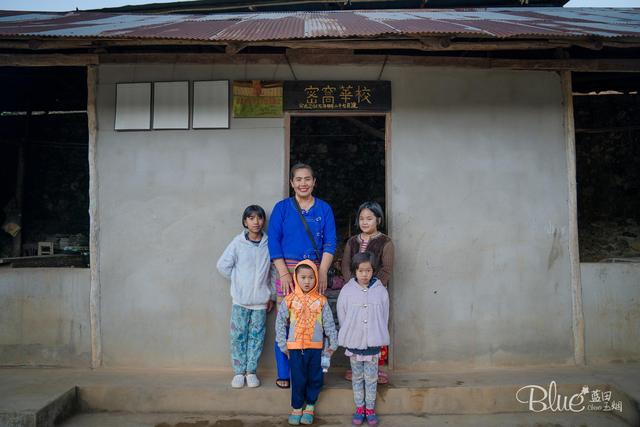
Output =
[
  {"x1": 232, "y1": 80, "x2": 283, "y2": 118},
  {"x1": 152, "y1": 81, "x2": 189, "y2": 130},
  {"x1": 115, "y1": 82, "x2": 151, "y2": 130},
  {"x1": 192, "y1": 80, "x2": 229, "y2": 129}
]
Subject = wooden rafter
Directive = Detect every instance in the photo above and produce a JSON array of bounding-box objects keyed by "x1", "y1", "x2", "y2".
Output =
[
  {"x1": 0, "y1": 50, "x2": 639, "y2": 72},
  {"x1": 0, "y1": 36, "x2": 638, "y2": 52}
]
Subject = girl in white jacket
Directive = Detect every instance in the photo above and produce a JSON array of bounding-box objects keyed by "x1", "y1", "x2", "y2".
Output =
[
  {"x1": 337, "y1": 251, "x2": 389, "y2": 426},
  {"x1": 217, "y1": 205, "x2": 275, "y2": 389}
]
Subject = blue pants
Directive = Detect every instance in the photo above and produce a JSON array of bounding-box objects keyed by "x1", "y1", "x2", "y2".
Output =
[
  {"x1": 289, "y1": 349, "x2": 323, "y2": 409},
  {"x1": 275, "y1": 326, "x2": 290, "y2": 380}
]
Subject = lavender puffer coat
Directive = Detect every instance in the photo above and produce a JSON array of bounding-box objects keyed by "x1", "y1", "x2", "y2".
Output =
[{"x1": 337, "y1": 277, "x2": 390, "y2": 350}]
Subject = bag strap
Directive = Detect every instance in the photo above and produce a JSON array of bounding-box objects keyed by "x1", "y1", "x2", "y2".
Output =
[{"x1": 292, "y1": 197, "x2": 322, "y2": 261}]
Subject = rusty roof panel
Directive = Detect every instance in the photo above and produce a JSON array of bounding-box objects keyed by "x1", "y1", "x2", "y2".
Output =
[
  {"x1": 329, "y1": 11, "x2": 404, "y2": 37},
  {"x1": 381, "y1": 17, "x2": 490, "y2": 36},
  {"x1": 304, "y1": 15, "x2": 347, "y2": 39},
  {"x1": 215, "y1": 15, "x2": 304, "y2": 40},
  {"x1": 0, "y1": 8, "x2": 638, "y2": 42},
  {"x1": 102, "y1": 19, "x2": 231, "y2": 39},
  {"x1": 446, "y1": 19, "x2": 567, "y2": 37}
]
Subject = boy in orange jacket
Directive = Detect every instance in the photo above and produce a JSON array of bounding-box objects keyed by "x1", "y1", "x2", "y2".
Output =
[{"x1": 275, "y1": 260, "x2": 338, "y2": 425}]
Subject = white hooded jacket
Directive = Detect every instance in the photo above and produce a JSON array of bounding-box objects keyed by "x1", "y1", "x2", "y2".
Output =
[{"x1": 216, "y1": 231, "x2": 275, "y2": 310}]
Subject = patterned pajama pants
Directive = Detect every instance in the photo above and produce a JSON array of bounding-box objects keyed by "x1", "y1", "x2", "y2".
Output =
[
  {"x1": 350, "y1": 356, "x2": 379, "y2": 410},
  {"x1": 230, "y1": 304, "x2": 266, "y2": 375}
]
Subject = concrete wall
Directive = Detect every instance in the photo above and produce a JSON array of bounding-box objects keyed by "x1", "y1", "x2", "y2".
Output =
[
  {"x1": 582, "y1": 263, "x2": 640, "y2": 364},
  {"x1": 96, "y1": 63, "x2": 573, "y2": 369},
  {"x1": 387, "y1": 67, "x2": 573, "y2": 369},
  {"x1": 0, "y1": 268, "x2": 90, "y2": 366},
  {"x1": 97, "y1": 64, "x2": 292, "y2": 368}
]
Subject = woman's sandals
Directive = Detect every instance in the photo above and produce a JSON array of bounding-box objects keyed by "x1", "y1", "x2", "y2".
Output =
[{"x1": 276, "y1": 379, "x2": 290, "y2": 389}]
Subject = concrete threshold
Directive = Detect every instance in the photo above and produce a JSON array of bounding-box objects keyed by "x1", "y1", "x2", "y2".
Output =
[
  {"x1": 1, "y1": 364, "x2": 639, "y2": 426},
  {"x1": 59, "y1": 412, "x2": 631, "y2": 427},
  {"x1": 0, "y1": 381, "x2": 76, "y2": 427}
]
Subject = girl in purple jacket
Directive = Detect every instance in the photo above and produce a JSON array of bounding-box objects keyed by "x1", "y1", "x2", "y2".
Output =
[{"x1": 337, "y1": 252, "x2": 390, "y2": 426}]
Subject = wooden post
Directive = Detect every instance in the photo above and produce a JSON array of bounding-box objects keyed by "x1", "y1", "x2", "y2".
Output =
[
  {"x1": 562, "y1": 71, "x2": 586, "y2": 366},
  {"x1": 12, "y1": 110, "x2": 31, "y2": 257},
  {"x1": 12, "y1": 138, "x2": 25, "y2": 257},
  {"x1": 87, "y1": 65, "x2": 102, "y2": 369},
  {"x1": 384, "y1": 112, "x2": 394, "y2": 371},
  {"x1": 284, "y1": 113, "x2": 291, "y2": 198}
]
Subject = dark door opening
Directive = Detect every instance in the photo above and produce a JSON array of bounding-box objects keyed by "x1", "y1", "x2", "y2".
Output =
[
  {"x1": 0, "y1": 66, "x2": 89, "y2": 266},
  {"x1": 289, "y1": 114, "x2": 387, "y2": 367},
  {"x1": 572, "y1": 72, "x2": 640, "y2": 262}
]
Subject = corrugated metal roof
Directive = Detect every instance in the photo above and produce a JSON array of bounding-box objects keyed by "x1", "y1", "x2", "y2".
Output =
[{"x1": 0, "y1": 8, "x2": 638, "y2": 42}]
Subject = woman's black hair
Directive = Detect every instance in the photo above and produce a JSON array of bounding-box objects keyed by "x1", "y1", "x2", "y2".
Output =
[
  {"x1": 355, "y1": 201, "x2": 384, "y2": 228},
  {"x1": 351, "y1": 251, "x2": 378, "y2": 275},
  {"x1": 289, "y1": 163, "x2": 315, "y2": 180},
  {"x1": 242, "y1": 205, "x2": 266, "y2": 228}
]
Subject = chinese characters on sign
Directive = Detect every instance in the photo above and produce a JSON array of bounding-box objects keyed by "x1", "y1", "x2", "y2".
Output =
[
  {"x1": 515, "y1": 381, "x2": 623, "y2": 414},
  {"x1": 283, "y1": 81, "x2": 390, "y2": 112}
]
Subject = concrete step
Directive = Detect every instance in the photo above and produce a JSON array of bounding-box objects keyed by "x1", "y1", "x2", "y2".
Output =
[
  {"x1": 75, "y1": 369, "x2": 638, "y2": 426},
  {"x1": 0, "y1": 385, "x2": 76, "y2": 427},
  {"x1": 59, "y1": 412, "x2": 632, "y2": 427},
  {"x1": 2, "y1": 365, "x2": 639, "y2": 427}
]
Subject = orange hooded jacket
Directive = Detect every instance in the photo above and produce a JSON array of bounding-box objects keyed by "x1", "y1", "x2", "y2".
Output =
[{"x1": 282, "y1": 260, "x2": 329, "y2": 350}]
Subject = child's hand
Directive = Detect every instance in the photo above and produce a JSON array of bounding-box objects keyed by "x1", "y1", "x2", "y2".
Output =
[
  {"x1": 284, "y1": 350, "x2": 289, "y2": 358},
  {"x1": 267, "y1": 300, "x2": 274, "y2": 313},
  {"x1": 327, "y1": 349, "x2": 334, "y2": 356}
]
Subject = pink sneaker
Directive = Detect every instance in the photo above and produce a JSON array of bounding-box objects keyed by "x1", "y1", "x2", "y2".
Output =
[
  {"x1": 365, "y1": 408, "x2": 378, "y2": 425},
  {"x1": 351, "y1": 406, "x2": 365, "y2": 425}
]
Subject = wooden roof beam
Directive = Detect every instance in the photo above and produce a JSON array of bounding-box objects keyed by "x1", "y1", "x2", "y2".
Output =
[
  {"x1": 0, "y1": 53, "x2": 98, "y2": 66},
  {"x1": 0, "y1": 37, "x2": 638, "y2": 53},
  {"x1": 96, "y1": 51, "x2": 640, "y2": 72},
  {"x1": 225, "y1": 42, "x2": 248, "y2": 55},
  {"x1": 234, "y1": 38, "x2": 631, "y2": 52},
  {"x1": 0, "y1": 38, "x2": 228, "y2": 51},
  {"x1": 246, "y1": 38, "x2": 554, "y2": 51}
]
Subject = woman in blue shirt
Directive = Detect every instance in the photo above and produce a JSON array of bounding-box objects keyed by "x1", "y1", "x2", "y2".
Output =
[{"x1": 268, "y1": 163, "x2": 337, "y2": 388}]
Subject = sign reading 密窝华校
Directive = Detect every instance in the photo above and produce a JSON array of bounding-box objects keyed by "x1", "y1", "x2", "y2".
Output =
[{"x1": 284, "y1": 81, "x2": 391, "y2": 112}]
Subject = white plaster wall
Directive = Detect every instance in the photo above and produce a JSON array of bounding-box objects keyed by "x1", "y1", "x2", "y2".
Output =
[
  {"x1": 97, "y1": 63, "x2": 573, "y2": 369},
  {"x1": 0, "y1": 268, "x2": 90, "y2": 366},
  {"x1": 97, "y1": 64, "x2": 294, "y2": 368},
  {"x1": 582, "y1": 263, "x2": 640, "y2": 364},
  {"x1": 386, "y1": 67, "x2": 573, "y2": 369}
]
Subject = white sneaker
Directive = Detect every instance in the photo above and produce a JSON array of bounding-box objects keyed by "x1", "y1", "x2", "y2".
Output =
[
  {"x1": 246, "y1": 373, "x2": 260, "y2": 388},
  {"x1": 231, "y1": 374, "x2": 245, "y2": 388}
]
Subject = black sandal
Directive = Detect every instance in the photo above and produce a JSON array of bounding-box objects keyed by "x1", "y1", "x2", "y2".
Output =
[{"x1": 276, "y1": 379, "x2": 290, "y2": 389}]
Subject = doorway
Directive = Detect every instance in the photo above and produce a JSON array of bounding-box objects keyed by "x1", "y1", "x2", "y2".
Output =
[
  {"x1": 572, "y1": 72, "x2": 640, "y2": 262},
  {"x1": 0, "y1": 66, "x2": 89, "y2": 266},
  {"x1": 287, "y1": 113, "x2": 388, "y2": 367}
]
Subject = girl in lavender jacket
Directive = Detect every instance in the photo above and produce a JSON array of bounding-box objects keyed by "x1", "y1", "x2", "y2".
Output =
[{"x1": 337, "y1": 252, "x2": 390, "y2": 426}]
